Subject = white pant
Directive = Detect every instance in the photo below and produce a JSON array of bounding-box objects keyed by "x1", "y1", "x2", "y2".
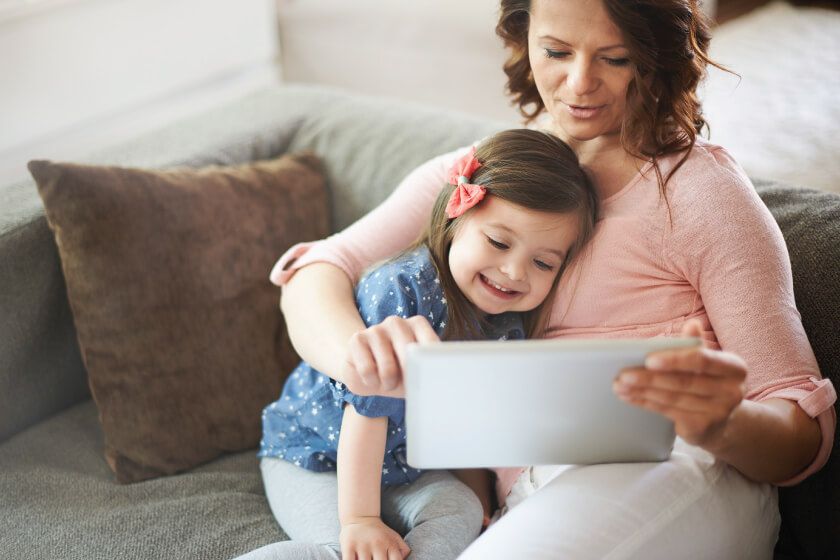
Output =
[{"x1": 460, "y1": 439, "x2": 780, "y2": 560}]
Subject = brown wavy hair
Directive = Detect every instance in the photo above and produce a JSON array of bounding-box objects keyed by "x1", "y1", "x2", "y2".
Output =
[
  {"x1": 496, "y1": 0, "x2": 728, "y2": 193},
  {"x1": 405, "y1": 129, "x2": 598, "y2": 341}
]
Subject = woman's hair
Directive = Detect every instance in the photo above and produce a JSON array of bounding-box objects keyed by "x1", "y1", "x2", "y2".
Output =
[
  {"x1": 413, "y1": 128, "x2": 598, "y2": 341},
  {"x1": 496, "y1": 0, "x2": 724, "y2": 194}
]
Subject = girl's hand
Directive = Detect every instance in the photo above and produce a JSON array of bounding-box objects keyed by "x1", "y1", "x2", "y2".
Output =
[
  {"x1": 613, "y1": 320, "x2": 747, "y2": 449},
  {"x1": 343, "y1": 315, "x2": 440, "y2": 397},
  {"x1": 339, "y1": 516, "x2": 411, "y2": 560}
]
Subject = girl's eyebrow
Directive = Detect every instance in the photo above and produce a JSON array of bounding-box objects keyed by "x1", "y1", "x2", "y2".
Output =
[
  {"x1": 487, "y1": 222, "x2": 566, "y2": 259},
  {"x1": 537, "y1": 35, "x2": 626, "y2": 52}
]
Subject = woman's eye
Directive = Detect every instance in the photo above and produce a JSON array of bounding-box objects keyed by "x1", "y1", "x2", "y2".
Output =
[
  {"x1": 534, "y1": 260, "x2": 555, "y2": 272},
  {"x1": 487, "y1": 237, "x2": 508, "y2": 250},
  {"x1": 544, "y1": 49, "x2": 569, "y2": 59},
  {"x1": 605, "y1": 57, "x2": 631, "y2": 67}
]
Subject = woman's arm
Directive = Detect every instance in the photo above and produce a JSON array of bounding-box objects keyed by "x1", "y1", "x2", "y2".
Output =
[
  {"x1": 613, "y1": 146, "x2": 834, "y2": 482},
  {"x1": 707, "y1": 398, "x2": 822, "y2": 483},
  {"x1": 280, "y1": 263, "x2": 365, "y2": 382},
  {"x1": 616, "y1": 320, "x2": 823, "y2": 483},
  {"x1": 277, "y1": 147, "x2": 469, "y2": 395},
  {"x1": 281, "y1": 266, "x2": 440, "y2": 397},
  {"x1": 337, "y1": 404, "x2": 411, "y2": 558}
]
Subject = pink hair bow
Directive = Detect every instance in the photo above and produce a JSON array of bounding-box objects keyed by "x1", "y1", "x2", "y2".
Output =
[{"x1": 445, "y1": 147, "x2": 486, "y2": 219}]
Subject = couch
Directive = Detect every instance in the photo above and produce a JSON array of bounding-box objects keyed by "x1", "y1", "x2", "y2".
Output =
[{"x1": 1, "y1": 84, "x2": 838, "y2": 560}]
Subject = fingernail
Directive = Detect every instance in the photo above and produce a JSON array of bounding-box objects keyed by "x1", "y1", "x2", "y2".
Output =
[
  {"x1": 646, "y1": 356, "x2": 664, "y2": 369},
  {"x1": 621, "y1": 372, "x2": 637, "y2": 385}
]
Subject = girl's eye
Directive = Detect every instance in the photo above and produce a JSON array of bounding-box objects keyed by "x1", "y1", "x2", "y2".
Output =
[
  {"x1": 544, "y1": 49, "x2": 569, "y2": 59},
  {"x1": 605, "y1": 57, "x2": 631, "y2": 67},
  {"x1": 487, "y1": 237, "x2": 508, "y2": 250},
  {"x1": 534, "y1": 260, "x2": 555, "y2": 272}
]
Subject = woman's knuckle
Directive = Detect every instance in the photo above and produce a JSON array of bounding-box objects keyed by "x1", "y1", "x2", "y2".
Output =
[{"x1": 697, "y1": 349, "x2": 713, "y2": 374}]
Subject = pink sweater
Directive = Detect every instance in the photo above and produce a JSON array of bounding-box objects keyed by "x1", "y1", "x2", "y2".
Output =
[{"x1": 271, "y1": 138, "x2": 836, "y2": 502}]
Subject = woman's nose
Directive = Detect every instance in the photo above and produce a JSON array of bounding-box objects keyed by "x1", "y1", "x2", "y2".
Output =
[{"x1": 567, "y1": 59, "x2": 597, "y2": 96}]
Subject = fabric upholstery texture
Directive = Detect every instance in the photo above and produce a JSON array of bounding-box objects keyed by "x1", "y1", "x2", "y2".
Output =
[
  {"x1": 28, "y1": 153, "x2": 330, "y2": 483},
  {"x1": 756, "y1": 181, "x2": 840, "y2": 560},
  {"x1": 0, "y1": 400, "x2": 287, "y2": 559},
  {"x1": 0, "y1": 202, "x2": 88, "y2": 442}
]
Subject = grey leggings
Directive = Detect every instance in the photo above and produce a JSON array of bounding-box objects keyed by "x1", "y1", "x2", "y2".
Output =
[{"x1": 232, "y1": 458, "x2": 484, "y2": 560}]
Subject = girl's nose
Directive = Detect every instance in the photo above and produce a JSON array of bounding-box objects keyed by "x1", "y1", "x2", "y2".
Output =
[
  {"x1": 567, "y1": 59, "x2": 597, "y2": 96},
  {"x1": 500, "y1": 260, "x2": 526, "y2": 282}
]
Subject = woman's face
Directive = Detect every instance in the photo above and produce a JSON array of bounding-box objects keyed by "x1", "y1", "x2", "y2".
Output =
[{"x1": 527, "y1": 0, "x2": 635, "y2": 145}]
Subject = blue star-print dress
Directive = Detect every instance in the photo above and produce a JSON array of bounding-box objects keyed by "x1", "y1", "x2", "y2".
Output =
[{"x1": 258, "y1": 245, "x2": 525, "y2": 486}]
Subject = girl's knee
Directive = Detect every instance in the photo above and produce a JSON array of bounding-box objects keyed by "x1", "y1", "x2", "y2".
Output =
[{"x1": 417, "y1": 474, "x2": 484, "y2": 530}]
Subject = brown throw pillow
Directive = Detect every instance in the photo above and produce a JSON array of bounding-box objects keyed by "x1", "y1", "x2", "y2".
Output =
[{"x1": 28, "y1": 153, "x2": 330, "y2": 483}]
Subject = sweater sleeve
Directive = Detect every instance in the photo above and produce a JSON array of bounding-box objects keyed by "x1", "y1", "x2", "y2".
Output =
[
  {"x1": 269, "y1": 145, "x2": 473, "y2": 286},
  {"x1": 665, "y1": 145, "x2": 835, "y2": 485}
]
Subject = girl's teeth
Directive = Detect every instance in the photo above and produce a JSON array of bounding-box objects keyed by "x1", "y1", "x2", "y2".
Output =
[{"x1": 492, "y1": 281, "x2": 510, "y2": 292}]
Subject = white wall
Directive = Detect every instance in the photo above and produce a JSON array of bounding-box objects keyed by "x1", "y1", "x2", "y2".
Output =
[
  {"x1": 275, "y1": 0, "x2": 720, "y2": 127},
  {"x1": 0, "y1": 0, "x2": 280, "y2": 184},
  {"x1": 277, "y1": 0, "x2": 520, "y2": 125}
]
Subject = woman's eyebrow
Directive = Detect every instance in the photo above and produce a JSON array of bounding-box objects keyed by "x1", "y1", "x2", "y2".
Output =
[{"x1": 537, "y1": 35, "x2": 626, "y2": 52}]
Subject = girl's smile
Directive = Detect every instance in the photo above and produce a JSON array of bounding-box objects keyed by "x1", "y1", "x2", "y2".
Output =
[{"x1": 479, "y1": 273, "x2": 521, "y2": 299}]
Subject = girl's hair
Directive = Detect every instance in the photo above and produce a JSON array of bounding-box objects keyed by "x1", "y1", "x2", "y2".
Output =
[
  {"x1": 412, "y1": 128, "x2": 597, "y2": 341},
  {"x1": 496, "y1": 0, "x2": 726, "y2": 196}
]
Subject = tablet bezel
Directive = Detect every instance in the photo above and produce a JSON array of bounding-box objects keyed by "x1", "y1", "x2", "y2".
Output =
[{"x1": 404, "y1": 337, "x2": 701, "y2": 468}]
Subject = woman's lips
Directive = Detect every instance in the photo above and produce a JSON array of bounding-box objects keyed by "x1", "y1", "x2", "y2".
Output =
[
  {"x1": 564, "y1": 103, "x2": 604, "y2": 119},
  {"x1": 479, "y1": 274, "x2": 519, "y2": 300}
]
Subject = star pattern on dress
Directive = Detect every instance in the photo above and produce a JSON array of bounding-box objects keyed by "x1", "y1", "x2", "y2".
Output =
[{"x1": 258, "y1": 245, "x2": 523, "y2": 487}]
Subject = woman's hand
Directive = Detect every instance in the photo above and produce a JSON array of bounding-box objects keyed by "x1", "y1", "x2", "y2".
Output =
[
  {"x1": 613, "y1": 320, "x2": 747, "y2": 449},
  {"x1": 343, "y1": 315, "x2": 440, "y2": 397},
  {"x1": 340, "y1": 516, "x2": 411, "y2": 560}
]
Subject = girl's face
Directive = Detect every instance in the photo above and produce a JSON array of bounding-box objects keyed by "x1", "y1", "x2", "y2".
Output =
[
  {"x1": 448, "y1": 196, "x2": 579, "y2": 316},
  {"x1": 527, "y1": 0, "x2": 635, "y2": 146}
]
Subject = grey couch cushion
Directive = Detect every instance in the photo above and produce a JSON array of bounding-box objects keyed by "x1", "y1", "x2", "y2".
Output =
[
  {"x1": 0, "y1": 199, "x2": 88, "y2": 442},
  {"x1": 756, "y1": 181, "x2": 840, "y2": 560},
  {"x1": 286, "y1": 95, "x2": 508, "y2": 231},
  {"x1": 0, "y1": 400, "x2": 285, "y2": 560}
]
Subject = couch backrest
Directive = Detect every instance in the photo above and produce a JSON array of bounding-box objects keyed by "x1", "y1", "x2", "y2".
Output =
[{"x1": 755, "y1": 181, "x2": 840, "y2": 560}]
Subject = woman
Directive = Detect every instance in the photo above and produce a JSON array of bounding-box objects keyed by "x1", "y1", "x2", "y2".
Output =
[{"x1": 272, "y1": 0, "x2": 836, "y2": 557}]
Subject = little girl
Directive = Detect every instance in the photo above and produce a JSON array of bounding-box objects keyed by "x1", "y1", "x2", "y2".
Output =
[{"x1": 245, "y1": 129, "x2": 597, "y2": 560}]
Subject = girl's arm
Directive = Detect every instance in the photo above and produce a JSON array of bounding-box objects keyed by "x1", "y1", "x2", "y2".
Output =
[{"x1": 337, "y1": 405, "x2": 410, "y2": 557}]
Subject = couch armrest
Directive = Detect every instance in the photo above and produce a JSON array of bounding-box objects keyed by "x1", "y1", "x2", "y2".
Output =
[{"x1": 0, "y1": 179, "x2": 89, "y2": 442}]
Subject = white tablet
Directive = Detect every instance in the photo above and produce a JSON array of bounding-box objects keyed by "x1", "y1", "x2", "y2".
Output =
[{"x1": 404, "y1": 337, "x2": 700, "y2": 469}]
